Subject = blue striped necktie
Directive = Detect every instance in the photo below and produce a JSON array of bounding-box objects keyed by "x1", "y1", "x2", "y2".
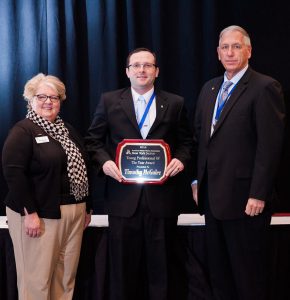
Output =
[{"x1": 219, "y1": 81, "x2": 233, "y2": 107}]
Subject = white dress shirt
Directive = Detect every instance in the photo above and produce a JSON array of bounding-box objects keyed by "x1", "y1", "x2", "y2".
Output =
[
  {"x1": 210, "y1": 65, "x2": 249, "y2": 135},
  {"x1": 131, "y1": 87, "x2": 156, "y2": 138}
]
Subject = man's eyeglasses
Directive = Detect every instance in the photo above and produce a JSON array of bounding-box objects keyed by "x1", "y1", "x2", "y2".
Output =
[
  {"x1": 34, "y1": 94, "x2": 60, "y2": 103},
  {"x1": 127, "y1": 63, "x2": 157, "y2": 71}
]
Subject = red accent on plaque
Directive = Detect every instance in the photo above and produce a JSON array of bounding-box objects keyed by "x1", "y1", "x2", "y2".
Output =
[{"x1": 115, "y1": 139, "x2": 171, "y2": 184}]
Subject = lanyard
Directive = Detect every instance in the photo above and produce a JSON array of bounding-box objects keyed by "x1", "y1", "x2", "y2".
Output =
[
  {"x1": 138, "y1": 92, "x2": 156, "y2": 129},
  {"x1": 214, "y1": 83, "x2": 237, "y2": 121}
]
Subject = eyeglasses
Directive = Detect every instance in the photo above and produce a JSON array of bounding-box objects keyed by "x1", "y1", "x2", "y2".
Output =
[
  {"x1": 219, "y1": 44, "x2": 243, "y2": 52},
  {"x1": 127, "y1": 63, "x2": 157, "y2": 71},
  {"x1": 34, "y1": 94, "x2": 60, "y2": 103}
]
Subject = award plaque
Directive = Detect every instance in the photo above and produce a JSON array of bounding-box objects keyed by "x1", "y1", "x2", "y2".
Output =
[{"x1": 116, "y1": 139, "x2": 171, "y2": 184}]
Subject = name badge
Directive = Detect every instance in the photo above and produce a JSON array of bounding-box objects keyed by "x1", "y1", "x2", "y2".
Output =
[{"x1": 35, "y1": 136, "x2": 49, "y2": 144}]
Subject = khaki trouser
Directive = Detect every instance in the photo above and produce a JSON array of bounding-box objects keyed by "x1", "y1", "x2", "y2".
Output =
[{"x1": 6, "y1": 203, "x2": 85, "y2": 300}]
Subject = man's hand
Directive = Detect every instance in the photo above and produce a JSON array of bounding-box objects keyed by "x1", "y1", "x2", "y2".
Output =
[
  {"x1": 245, "y1": 198, "x2": 265, "y2": 216},
  {"x1": 191, "y1": 182, "x2": 198, "y2": 205},
  {"x1": 165, "y1": 158, "x2": 184, "y2": 177},
  {"x1": 24, "y1": 208, "x2": 41, "y2": 238},
  {"x1": 103, "y1": 160, "x2": 122, "y2": 182}
]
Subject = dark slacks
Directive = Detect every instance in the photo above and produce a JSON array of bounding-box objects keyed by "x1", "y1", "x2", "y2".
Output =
[
  {"x1": 108, "y1": 189, "x2": 177, "y2": 300},
  {"x1": 203, "y1": 187, "x2": 271, "y2": 300}
]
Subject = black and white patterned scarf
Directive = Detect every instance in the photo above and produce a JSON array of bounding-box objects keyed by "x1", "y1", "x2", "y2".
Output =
[{"x1": 26, "y1": 109, "x2": 88, "y2": 201}]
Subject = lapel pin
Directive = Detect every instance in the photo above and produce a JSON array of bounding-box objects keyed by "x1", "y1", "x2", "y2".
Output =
[
  {"x1": 161, "y1": 105, "x2": 164, "y2": 108},
  {"x1": 212, "y1": 87, "x2": 215, "y2": 90}
]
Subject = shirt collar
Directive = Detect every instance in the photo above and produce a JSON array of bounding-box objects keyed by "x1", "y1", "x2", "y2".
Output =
[
  {"x1": 224, "y1": 65, "x2": 248, "y2": 85},
  {"x1": 131, "y1": 87, "x2": 155, "y2": 104}
]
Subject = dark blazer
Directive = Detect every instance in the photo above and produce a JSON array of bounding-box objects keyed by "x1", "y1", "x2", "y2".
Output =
[
  {"x1": 194, "y1": 67, "x2": 285, "y2": 220},
  {"x1": 2, "y1": 118, "x2": 90, "y2": 219},
  {"x1": 86, "y1": 87, "x2": 193, "y2": 218}
]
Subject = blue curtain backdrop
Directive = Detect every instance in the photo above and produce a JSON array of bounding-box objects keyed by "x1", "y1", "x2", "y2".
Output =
[{"x1": 1, "y1": 0, "x2": 289, "y2": 214}]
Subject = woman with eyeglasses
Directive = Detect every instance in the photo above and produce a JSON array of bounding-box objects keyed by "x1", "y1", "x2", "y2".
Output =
[{"x1": 2, "y1": 73, "x2": 92, "y2": 300}]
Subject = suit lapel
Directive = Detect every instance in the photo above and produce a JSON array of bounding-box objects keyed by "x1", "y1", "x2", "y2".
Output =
[
  {"x1": 119, "y1": 88, "x2": 169, "y2": 136},
  {"x1": 211, "y1": 69, "x2": 251, "y2": 137},
  {"x1": 205, "y1": 78, "x2": 223, "y2": 143},
  {"x1": 149, "y1": 90, "x2": 168, "y2": 134},
  {"x1": 119, "y1": 88, "x2": 140, "y2": 132}
]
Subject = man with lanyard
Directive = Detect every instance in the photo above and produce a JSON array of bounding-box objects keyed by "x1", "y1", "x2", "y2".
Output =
[
  {"x1": 192, "y1": 25, "x2": 285, "y2": 299},
  {"x1": 86, "y1": 48, "x2": 192, "y2": 300}
]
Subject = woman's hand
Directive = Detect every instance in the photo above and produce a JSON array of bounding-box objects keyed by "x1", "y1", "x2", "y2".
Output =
[
  {"x1": 84, "y1": 211, "x2": 92, "y2": 229},
  {"x1": 24, "y1": 208, "x2": 41, "y2": 238}
]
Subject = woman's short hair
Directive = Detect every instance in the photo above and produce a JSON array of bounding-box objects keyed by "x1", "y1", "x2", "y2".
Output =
[{"x1": 23, "y1": 73, "x2": 66, "y2": 107}]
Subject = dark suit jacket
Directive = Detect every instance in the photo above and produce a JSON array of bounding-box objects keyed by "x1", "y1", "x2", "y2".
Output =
[
  {"x1": 86, "y1": 88, "x2": 193, "y2": 218},
  {"x1": 194, "y1": 67, "x2": 285, "y2": 220}
]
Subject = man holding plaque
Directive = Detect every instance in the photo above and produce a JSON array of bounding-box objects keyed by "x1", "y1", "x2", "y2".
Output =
[{"x1": 86, "y1": 48, "x2": 192, "y2": 300}]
